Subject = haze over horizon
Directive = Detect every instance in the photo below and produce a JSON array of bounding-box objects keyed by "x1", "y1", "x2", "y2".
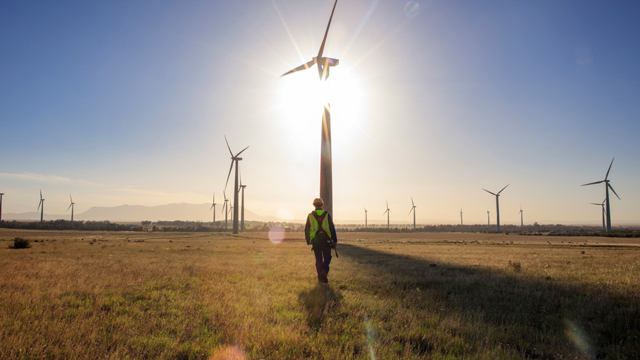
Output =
[{"x1": 1, "y1": 1, "x2": 639, "y2": 226}]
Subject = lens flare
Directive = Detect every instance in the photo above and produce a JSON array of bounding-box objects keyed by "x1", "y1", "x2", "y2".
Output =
[
  {"x1": 268, "y1": 225, "x2": 285, "y2": 244},
  {"x1": 365, "y1": 315, "x2": 376, "y2": 360},
  {"x1": 404, "y1": 2, "x2": 420, "y2": 17},
  {"x1": 564, "y1": 319, "x2": 594, "y2": 357},
  {"x1": 209, "y1": 345, "x2": 246, "y2": 360}
]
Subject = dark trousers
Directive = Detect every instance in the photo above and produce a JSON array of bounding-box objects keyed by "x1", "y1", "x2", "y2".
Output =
[{"x1": 314, "y1": 244, "x2": 332, "y2": 279}]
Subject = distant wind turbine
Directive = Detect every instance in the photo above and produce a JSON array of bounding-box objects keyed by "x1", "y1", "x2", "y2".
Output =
[
  {"x1": 37, "y1": 190, "x2": 45, "y2": 222},
  {"x1": 210, "y1": 193, "x2": 217, "y2": 225},
  {"x1": 460, "y1": 208, "x2": 463, "y2": 226},
  {"x1": 363, "y1": 207, "x2": 368, "y2": 229},
  {"x1": 383, "y1": 201, "x2": 391, "y2": 230},
  {"x1": 483, "y1": 184, "x2": 509, "y2": 231},
  {"x1": 0, "y1": 189, "x2": 4, "y2": 222},
  {"x1": 224, "y1": 136, "x2": 249, "y2": 234},
  {"x1": 280, "y1": 0, "x2": 341, "y2": 216},
  {"x1": 487, "y1": 209, "x2": 490, "y2": 226},
  {"x1": 582, "y1": 157, "x2": 620, "y2": 231},
  {"x1": 590, "y1": 199, "x2": 606, "y2": 231},
  {"x1": 518, "y1": 206, "x2": 523, "y2": 227},
  {"x1": 239, "y1": 173, "x2": 247, "y2": 232},
  {"x1": 67, "y1": 195, "x2": 75, "y2": 222},
  {"x1": 222, "y1": 192, "x2": 229, "y2": 229},
  {"x1": 409, "y1": 198, "x2": 416, "y2": 230}
]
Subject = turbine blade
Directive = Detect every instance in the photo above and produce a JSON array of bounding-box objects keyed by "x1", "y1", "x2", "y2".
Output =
[
  {"x1": 40, "y1": 190, "x2": 43, "y2": 200},
  {"x1": 210, "y1": 204, "x2": 214, "y2": 210},
  {"x1": 224, "y1": 161, "x2": 234, "y2": 193},
  {"x1": 280, "y1": 60, "x2": 316, "y2": 77},
  {"x1": 408, "y1": 208, "x2": 413, "y2": 215},
  {"x1": 605, "y1": 157, "x2": 615, "y2": 180},
  {"x1": 67, "y1": 204, "x2": 72, "y2": 211},
  {"x1": 483, "y1": 189, "x2": 497, "y2": 196},
  {"x1": 37, "y1": 202, "x2": 41, "y2": 211},
  {"x1": 608, "y1": 183, "x2": 621, "y2": 200},
  {"x1": 581, "y1": 180, "x2": 604, "y2": 186},
  {"x1": 590, "y1": 203, "x2": 601, "y2": 206},
  {"x1": 236, "y1": 146, "x2": 249, "y2": 157},
  {"x1": 224, "y1": 136, "x2": 233, "y2": 156},
  {"x1": 411, "y1": 197, "x2": 414, "y2": 207},
  {"x1": 317, "y1": 0, "x2": 339, "y2": 59},
  {"x1": 497, "y1": 184, "x2": 509, "y2": 195}
]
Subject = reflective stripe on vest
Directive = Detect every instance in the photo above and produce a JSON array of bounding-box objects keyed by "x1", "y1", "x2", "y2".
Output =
[{"x1": 308, "y1": 210, "x2": 333, "y2": 240}]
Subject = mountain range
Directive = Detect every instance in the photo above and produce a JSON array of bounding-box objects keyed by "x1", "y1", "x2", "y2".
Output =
[{"x1": 3, "y1": 203, "x2": 283, "y2": 223}]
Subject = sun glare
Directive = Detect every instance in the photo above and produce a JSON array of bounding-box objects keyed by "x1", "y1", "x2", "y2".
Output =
[{"x1": 275, "y1": 66, "x2": 366, "y2": 158}]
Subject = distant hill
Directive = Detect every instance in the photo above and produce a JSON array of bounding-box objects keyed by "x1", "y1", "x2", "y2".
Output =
[{"x1": 3, "y1": 203, "x2": 283, "y2": 223}]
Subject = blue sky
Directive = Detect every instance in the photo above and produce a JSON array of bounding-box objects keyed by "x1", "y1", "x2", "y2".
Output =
[{"x1": 1, "y1": 0, "x2": 639, "y2": 225}]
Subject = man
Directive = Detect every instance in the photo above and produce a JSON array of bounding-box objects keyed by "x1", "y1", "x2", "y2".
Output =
[{"x1": 304, "y1": 198, "x2": 337, "y2": 284}]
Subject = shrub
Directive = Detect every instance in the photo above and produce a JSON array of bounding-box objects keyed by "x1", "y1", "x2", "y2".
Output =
[
  {"x1": 10, "y1": 237, "x2": 31, "y2": 249},
  {"x1": 508, "y1": 260, "x2": 522, "y2": 272}
]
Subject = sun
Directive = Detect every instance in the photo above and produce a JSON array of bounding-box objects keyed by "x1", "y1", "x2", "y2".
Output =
[{"x1": 274, "y1": 65, "x2": 367, "y2": 159}]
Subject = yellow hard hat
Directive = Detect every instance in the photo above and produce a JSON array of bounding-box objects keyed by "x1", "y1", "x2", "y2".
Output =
[{"x1": 313, "y1": 198, "x2": 324, "y2": 206}]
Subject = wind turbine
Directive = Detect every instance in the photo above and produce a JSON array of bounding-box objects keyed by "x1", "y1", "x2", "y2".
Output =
[
  {"x1": 364, "y1": 207, "x2": 368, "y2": 229},
  {"x1": 409, "y1": 197, "x2": 416, "y2": 229},
  {"x1": 67, "y1": 195, "x2": 75, "y2": 222},
  {"x1": 487, "y1": 209, "x2": 490, "y2": 226},
  {"x1": 582, "y1": 157, "x2": 620, "y2": 231},
  {"x1": 518, "y1": 206, "x2": 523, "y2": 227},
  {"x1": 224, "y1": 136, "x2": 249, "y2": 234},
  {"x1": 239, "y1": 174, "x2": 247, "y2": 232},
  {"x1": 222, "y1": 192, "x2": 229, "y2": 229},
  {"x1": 280, "y1": 0, "x2": 340, "y2": 216},
  {"x1": 37, "y1": 190, "x2": 45, "y2": 222},
  {"x1": 590, "y1": 199, "x2": 606, "y2": 231},
  {"x1": 210, "y1": 193, "x2": 217, "y2": 225},
  {"x1": 483, "y1": 184, "x2": 509, "y2": 231},
  {"x1": 383, "y1": 201, "x2": 390, "y2": 230},
  {"x1": 460, "y1": 208, "x2": 463, "y2": 226},
  {"x1": 0, "y1": 189, "x2": 4, "y2": 222}
]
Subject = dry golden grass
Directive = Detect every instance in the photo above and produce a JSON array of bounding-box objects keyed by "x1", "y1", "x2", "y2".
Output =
[{"x1": 0, "y1": 229, "x2": 638, "y2": 359}]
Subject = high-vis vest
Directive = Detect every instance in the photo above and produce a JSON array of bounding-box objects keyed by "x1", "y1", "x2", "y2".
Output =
[{"x1": 308, "y1": 210, "x2": 333, "y2": 241}]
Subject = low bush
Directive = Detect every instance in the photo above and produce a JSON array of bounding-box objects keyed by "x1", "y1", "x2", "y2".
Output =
[{"x1": 10, "y1": 237, "x2": 31, "y2": 249}]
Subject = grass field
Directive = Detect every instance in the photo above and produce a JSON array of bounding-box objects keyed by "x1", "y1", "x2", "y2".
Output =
[{"x1": 1, "y1": 229, "x2": 638, "y2": 359}]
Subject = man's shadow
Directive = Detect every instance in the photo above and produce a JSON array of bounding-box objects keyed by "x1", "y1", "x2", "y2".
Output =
[{"x1": 298, "y1": 284, "x2": 342, "y2": 329}]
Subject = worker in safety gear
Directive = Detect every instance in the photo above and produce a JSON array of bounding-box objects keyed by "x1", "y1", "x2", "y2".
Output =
[{"x1": 304, "y1": 198, "x2": 338, "y2": 284}]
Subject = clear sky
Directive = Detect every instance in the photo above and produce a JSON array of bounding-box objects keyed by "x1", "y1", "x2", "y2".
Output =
[{"x1": 1, "y1": 0, "x2": 639, "y2": 225}]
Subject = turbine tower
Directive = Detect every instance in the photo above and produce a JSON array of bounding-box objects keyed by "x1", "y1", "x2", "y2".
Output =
[
  {"x1": 222, "y1": 192, "x2": 229, "y2": 229},
  {"x1": 518, "y1": 207, "x2": 523, "y2": 227},
  {"x1": 409, "y1": 197, "x2": 416, "y2": 230},
  {"x1": 37, "y1": 190, "x2": 45, "y2": 222},
  {"x1": 383, "y1": 201, "x2": 390, "y2": 230},
  {"x1": 363, "y1": 207, "x2": 368, "y2": 229},
  {"x1": 460, "y1": 208, "x2": 463, "y2": 226},
  {"x1": 210, "y1": 193, "x2": 217, "y2": 225},
  {"x1": 0, "y1": 189, "x2": 4, "y2": 222},
  {"x1": 67, "y1": 195, "x2": 75, "y2": 222},
  {"x1": 224, "y1": 136, "x2": 249, "y2": 234},
  {"x1": 239, "y1": 174, "x2": 247, "y2": 232},
  {"x1": 590, "y1": 199, "x2": 606, "y2": 231},
  {"x1": 582, "y1": 157, "x2": 620, "y2": 231},
  {"x1": 483, "y1": 184, "x2": 509, "y2": 231},
  {"x1": 487, "y1": 210, "x2": 490, "y2": 226},
  {"x1": 280, "y1": 0, "x2": 340, "y2": 216}
]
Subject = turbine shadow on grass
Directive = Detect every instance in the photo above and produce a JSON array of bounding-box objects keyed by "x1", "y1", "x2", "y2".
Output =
[
  {"x1": 298, "y1": 284, "x2": 342, "y2": 329},
  {"x1": 338, "y1": 244, "x2": 639, "y2": 359}
]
